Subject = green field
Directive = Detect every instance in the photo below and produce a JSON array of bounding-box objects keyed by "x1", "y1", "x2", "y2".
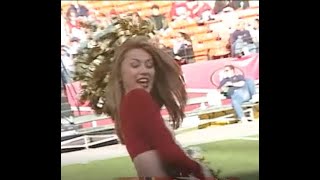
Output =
[{"x1": 62, "y1": 138, "x2": 259, "y2": 180}]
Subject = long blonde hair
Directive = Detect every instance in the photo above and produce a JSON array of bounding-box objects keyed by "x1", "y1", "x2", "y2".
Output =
[{"x1": 101, "y1": 36, "x2": 187, "y2": 143}]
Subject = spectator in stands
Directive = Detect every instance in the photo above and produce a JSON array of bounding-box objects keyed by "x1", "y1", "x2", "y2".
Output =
[
  {"x1": 218, "y1": 65, "x2": 255, "y2": 123},
  {"x1": 248, "y1": 18, "x2": 259, "y2": 53},
  {"x1": 230, "y1": 20, "x2": 256, "y2": 57},
  {"x1": 172, "y1": 32, "x2": 195, "y2": 65},
  {"x1": 149, "y1": 5, "x2": 168, "y2": 32},
  {"x1": 67, "y1": 1, "x2": 89, "y2": 17}
]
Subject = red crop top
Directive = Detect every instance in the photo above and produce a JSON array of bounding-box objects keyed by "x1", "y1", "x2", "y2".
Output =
[{"x1": 120, "y1": 88, "x2": 205, "y2": 179}]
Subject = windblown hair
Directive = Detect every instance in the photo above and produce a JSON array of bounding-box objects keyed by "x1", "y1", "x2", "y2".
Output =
[
  {"x1": 101, "y1": 36, "x2": 187, "y2": 143},
  {"x1": 72, "y1": 14, "x2": 186, "y2": 144}
]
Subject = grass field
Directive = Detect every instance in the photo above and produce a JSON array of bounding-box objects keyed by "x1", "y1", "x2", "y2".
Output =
[{"x1": 62, "y1": 137, "x2": 259, "y2": 180}]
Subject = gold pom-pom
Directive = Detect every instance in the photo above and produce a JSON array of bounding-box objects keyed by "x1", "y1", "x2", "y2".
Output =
[{"x1": 73, "y1": 15, "x2": 156, "y2": 115}]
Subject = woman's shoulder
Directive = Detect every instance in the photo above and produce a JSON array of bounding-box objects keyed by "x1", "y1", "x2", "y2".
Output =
[{"x1": 120, "y1": 88, "x2": 160, "y2": 123}]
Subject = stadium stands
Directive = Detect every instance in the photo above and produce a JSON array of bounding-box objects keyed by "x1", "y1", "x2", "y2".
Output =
[{"x1": 62, "y1": 1, "x2": 259, "y2": 62}]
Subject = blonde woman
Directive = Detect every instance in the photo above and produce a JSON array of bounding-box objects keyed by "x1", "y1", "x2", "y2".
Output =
[{"x1": 101, "y1": 36, "x2": 213, "y2": 179}]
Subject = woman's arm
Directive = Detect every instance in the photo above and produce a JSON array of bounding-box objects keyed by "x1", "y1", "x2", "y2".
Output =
[{"x1": 120, "y1": 89, "x2": 204, "y2": 179}]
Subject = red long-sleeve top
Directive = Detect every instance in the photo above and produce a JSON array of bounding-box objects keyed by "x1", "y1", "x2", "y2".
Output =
[{"x1": 120, "y1": 88, "x2": 204, "y2": 179}]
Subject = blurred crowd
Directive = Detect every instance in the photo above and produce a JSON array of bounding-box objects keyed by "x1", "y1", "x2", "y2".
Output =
[{"x1": 61, "y1": 0, "x2": 259, "y2": 86}]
